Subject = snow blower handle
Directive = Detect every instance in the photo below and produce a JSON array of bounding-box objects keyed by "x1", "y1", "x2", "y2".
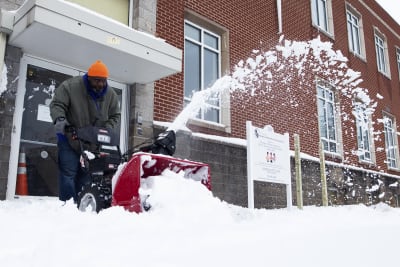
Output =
[
  {"x1": 122, "y1": 130, "x2": 177, "y2": 160},
  {"x1": 139, "y1": 130, "x2": 176, "y2": 156}
]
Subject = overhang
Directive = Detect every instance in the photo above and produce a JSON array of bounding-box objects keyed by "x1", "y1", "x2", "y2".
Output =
[{"x1": 8, "y1": 0, "x2": 182, "y2": 84}]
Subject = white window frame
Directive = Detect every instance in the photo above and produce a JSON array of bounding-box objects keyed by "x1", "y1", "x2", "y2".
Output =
[
  {"x1": 346, "y1": 5, "x2": 366, "y2": 59},
  {"x1": 374, "y1": 29, "x2": 390, "y2": 77},
  {"x1": 184, "y1": 19, "x2": 222, "y2": 123},
  {"x1": 383, "y1": 114, "x2": 399, "y2": 170},
  {"x1": 396, "y1": 47, "x2": 400, "y2": 80},
  {"x1": 353, "y1": 101, "x2": 374, "y2": 163},
  {"x1": 317, "y1": 82, "x2": 341, "y2": 155},
  {"x1": 311, "y1": 0, "x2": 334, "y2": 37}
]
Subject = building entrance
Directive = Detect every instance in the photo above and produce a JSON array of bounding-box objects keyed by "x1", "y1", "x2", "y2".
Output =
[
  {"x1": 7, "y1": 56, "x2": 127, "y2": 199},
  {"x1": 19, "y1": 64, "x2": 72, "y2": 196}
]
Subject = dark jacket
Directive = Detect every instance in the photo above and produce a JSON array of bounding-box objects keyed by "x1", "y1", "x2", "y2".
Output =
[{"x1": 50, "y1": 75, "x2": 121, "y2": 149}]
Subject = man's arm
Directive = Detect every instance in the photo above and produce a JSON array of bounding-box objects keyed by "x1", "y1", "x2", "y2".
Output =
[
  {"x1": 104, "y1": 90, "x2": 121, "y2": 129},
  {"x1": 50, "y1": 82, "x2": 70, "y2": 123}
]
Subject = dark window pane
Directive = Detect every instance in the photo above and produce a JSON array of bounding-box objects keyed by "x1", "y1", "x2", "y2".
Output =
[
  {"x1": 329, "y1": 142, "x2": 336, "y2": 153},
  {"x1": 21, "y1": 65, "x2": 72, "y2": 143},
  {"x1": 204, "y1": 107, "x2": 219, "y2": 122},
  {"x1": 204, "y1": 49, "x2": 219, "y2": 88},
  {"x1": 185, "y1": 23, "x2": 201, "y2": 42},
  {"x1": 204, "y1": 32, "x2": 218, "y2": 49},
  {"x1": 184, "y1": 40, "x2": 201, "y2": 98}
]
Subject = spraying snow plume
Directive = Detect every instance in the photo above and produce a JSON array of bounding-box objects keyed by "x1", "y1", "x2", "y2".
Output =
[
  {"x1": 231, "y1": 36, "x2": 367, "y2": 100},
  {"x1": 168, "y1": 36, "x2": 375, "y2": 134},
  {"x1": 168, "y1": 76, "x2": 235, "y2": 132}
]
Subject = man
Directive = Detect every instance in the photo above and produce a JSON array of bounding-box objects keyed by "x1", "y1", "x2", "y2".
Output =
[{"x1": 50, "y1": 60, "x2": 121, "y2": 202}]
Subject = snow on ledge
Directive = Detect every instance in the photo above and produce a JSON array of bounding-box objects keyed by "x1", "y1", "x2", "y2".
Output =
[{"x1": 154, "y1": 120, "x2": 400, "y2": 180}]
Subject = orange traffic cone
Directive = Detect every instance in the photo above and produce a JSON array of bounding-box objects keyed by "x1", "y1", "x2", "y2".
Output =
[{"x1": 16, "y1": 152, "x2": 28, "y2": 195}]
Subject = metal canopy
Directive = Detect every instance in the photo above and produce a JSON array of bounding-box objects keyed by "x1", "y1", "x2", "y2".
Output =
[{"x1": 8, "y1": 0, "x2": 182, "y2": 84}]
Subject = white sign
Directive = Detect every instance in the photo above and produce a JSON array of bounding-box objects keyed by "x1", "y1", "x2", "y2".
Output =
[
  {"x1": 37, "y1": 104, "x2": 52, "y2": 123},
  {"x1": 246, "y1": 121, "x2": 292, "y2": 209}
]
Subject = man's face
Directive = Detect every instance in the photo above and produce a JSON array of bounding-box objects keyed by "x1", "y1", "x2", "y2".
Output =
[{"x1": 88, "y1": 76, "x2": 107, "y2": 92}]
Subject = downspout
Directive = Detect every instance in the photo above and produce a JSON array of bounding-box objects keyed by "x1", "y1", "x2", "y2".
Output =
[
  {"x1": 129, "y1": 0, "x2": 133, "y2": 28},
  {"x1": 277, "y1": 0, "x2": 282, "y2": 34},
  {"x1": 0, "y1": 9, "x2": 14, "y2": 74},
  {"x1": 0, "y1": 32, "x2": 6, "y2": 74},
  {"x1": 0, "y1": 9, "x2": 15, "y2": 199}
]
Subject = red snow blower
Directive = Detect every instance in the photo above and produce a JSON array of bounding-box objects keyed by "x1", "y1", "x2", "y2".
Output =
[{"x1": 72, "y1": 126, "x2": 211, "y2": 213}]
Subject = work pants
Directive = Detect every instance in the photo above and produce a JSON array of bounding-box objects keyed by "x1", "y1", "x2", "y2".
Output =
[{"x1": 57, "y1": 140, "x2": 90, "y2": 202}]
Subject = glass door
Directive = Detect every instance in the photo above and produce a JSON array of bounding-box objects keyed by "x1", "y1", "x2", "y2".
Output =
[
  {"x1": 19, "y1": 64, "x2": 74, "y2": 196},
  {"x1": 106, "y1": 80, "x2": 128, "y2": 153},
  {"x1": 8, "y1": 56, "x2": 128, "y2": 198}
]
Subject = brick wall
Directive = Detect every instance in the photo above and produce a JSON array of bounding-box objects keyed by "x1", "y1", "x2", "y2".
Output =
[
  {"x1": 155, "y1": 0, "x2": 400, "y2": 182},
  {"x1": 154, "y1": 0, "x2": 185, "y2": 123}
]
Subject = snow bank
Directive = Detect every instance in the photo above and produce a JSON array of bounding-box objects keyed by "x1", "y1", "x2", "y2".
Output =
[{"x1": 1, "y1": 172, "x2": 400, "y2": 267}]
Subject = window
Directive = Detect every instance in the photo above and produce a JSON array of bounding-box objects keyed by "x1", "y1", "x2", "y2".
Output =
[
  {"x1": 346, "y1": 6, "x2": 365, "y2": 58},
  {"x1": 67, "y1": 0, "x2": 130, "y2": 25},
  {"x1": 374, "y1": 30, "x2": 390, "y2": 76},
  {"x1": 184, "y1": 20, "x2": 221, "y2": 123},
  {"x1": 397, "y1": 48, "x2": 400, "y2": 79},
  {"x1": 317, "y1": 83, "x2": 339, "y2": 153},
  {"x1": 383, "y1": 114, "x2": 398, "y2": 169},
  {"x1": 353, "y1": 102, "x2": 373, "y2": 162},
  {"x1": 311, "y1": 0, "x2": 333, "y2": 35}
]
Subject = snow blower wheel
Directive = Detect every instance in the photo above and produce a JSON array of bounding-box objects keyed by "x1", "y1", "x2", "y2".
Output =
[{"x1": 77, "y1": 183, "x2": 111, "y2": 213}]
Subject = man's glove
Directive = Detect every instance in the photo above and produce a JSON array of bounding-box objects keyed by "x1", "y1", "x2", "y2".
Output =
[{"x1": 54, "y1": 117, "x2": 69, "y2": 135}]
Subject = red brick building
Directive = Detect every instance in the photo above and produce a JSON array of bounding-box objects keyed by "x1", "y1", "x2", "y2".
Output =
[{"x1": 155, "y1": 0, "x2": 400, "y2": 178}]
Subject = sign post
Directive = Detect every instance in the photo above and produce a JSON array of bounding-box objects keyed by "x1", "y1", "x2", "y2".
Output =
[{"x1": 246, "y1": 121, "x2": 292, "y2": 209}]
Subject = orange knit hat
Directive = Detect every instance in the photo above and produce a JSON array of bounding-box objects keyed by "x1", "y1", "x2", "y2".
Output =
[{"x1": 87, "y1": 60, "x2": 109, "y2": 78}]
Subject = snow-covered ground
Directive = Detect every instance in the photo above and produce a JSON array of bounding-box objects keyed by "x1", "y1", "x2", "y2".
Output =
[
  {"x1": 1, "y1": 170, "x2": 399, "y2": 267},
  {"x1": 1, "y1": 4, "x2": 399, "y2": 266}
]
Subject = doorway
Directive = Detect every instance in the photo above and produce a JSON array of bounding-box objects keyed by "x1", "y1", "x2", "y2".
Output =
[{"x1": 7, "y1": 56, "x2": 128, "y2": 199}]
